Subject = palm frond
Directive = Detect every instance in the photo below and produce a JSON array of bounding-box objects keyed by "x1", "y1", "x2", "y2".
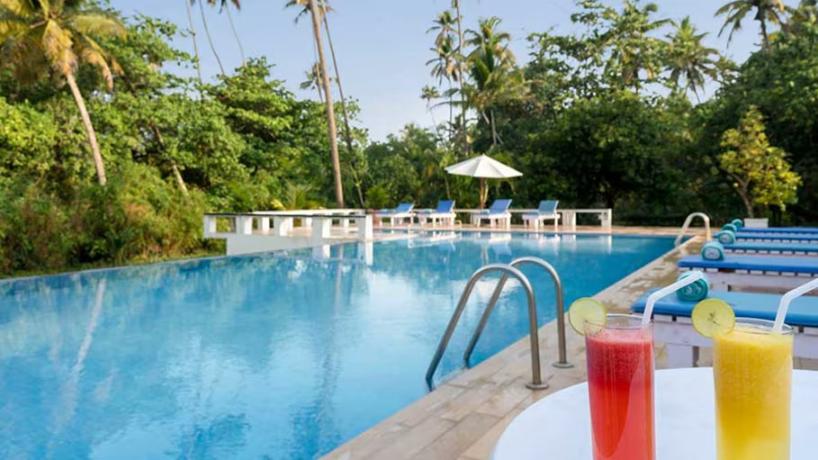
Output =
[
  {"x1": 78, "y1": 36, "x2": 114, "y2": 90},
  {"x1": 42, "y1": 19, "x2": 76, "y2": 76},
  {"x1": 69, "y1": 13, "x2": 127, "y2": 39},
  {"x1": 0, "y1": 16, "x2": 25, "y2": 40},
  {"x1": 0, "y1": 0, "x2": 32, "y2": 19}
]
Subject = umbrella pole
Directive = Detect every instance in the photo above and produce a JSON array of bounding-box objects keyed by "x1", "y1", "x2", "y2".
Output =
[{"x1": 479, "y1": 178, "x2": 486, "y2": 209}]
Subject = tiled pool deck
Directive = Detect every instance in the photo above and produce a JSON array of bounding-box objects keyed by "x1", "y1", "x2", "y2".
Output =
[{"x1": 323, "y1": 226, "x2": 816, "y2": 460}]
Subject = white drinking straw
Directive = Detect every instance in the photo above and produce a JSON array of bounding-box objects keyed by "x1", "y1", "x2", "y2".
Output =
[
  {"x1": 641, "y1": 270, "x2": 707, "y2": 327},
  {"x1": 774, "y1": 278, "x2": 818, "y2": 333}
]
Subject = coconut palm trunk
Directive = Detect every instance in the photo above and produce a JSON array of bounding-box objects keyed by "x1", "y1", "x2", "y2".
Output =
[
  {"x1": 321, "y1": 7, "x2": 365, "y2": 207},
  {"x1": 453, "y1": 0, "x2": 468, "y2": 153},
  {"x1": 224, "y1": 3, "x2": 246, "y2": 64},
  {"x1": 757, "y1": 11, "x2": 769, "y2": 48},
  {"x1": 65, "y1": 72, "x2": 107, "y2": 186},
  {"x1": 196, "y1": 0, "x2": 226, "y2": 75},
  {"x1": 308, "y1": 0, "x2": 344, "y2": 207},
  {"x1": 184, "y1": 0, "x2": 204, "y2": 83}
]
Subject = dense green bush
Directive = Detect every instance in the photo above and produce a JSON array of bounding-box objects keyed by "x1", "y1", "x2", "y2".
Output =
[{"x1": 0, "y1": 162, "x2": 203, "y2": 275}]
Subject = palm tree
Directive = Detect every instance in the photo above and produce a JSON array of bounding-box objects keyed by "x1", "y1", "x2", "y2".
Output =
[
  {"x1": 183, "y1": 0, "x2": 204, "y2": 84},
  {"x1": 420, "y1": 85, "x2": 440, "y2": 128},
  {"x1": 301, "y1": 0, "x2": 343, "y2": 206},
  {"x1": 603, "y1": 1, "x2": 672, "y2": 92},
  {"x1": 207, "y1": 0, "x2": 245, "y2": 65},
  {"x1": 285, "y1": 0, "x2": 344, "y2": 208},
  {"x1": 287, "y1": 0, "x2": 355, "y2": 206},
  {"x1": 716, "y1": 0, "x2": 787, "y2": 48},
  {"x1": 0, "y1": 0, "x2": 126, "y2": 186},
  {"x1": 427, "y1": 11, "x2": 460, "y2": 143},
  {"x1": 300, "y1": 62, "x2": 325, "y2": 103},
  {"x1": 191, "y1": 0, "x2": 225, "y2": 75},
  {"x1": 465, "y1": 17, "x2": 523, "y2": 146},
  {"x1": 451, "y1": 0, "x2": 468, "y2": 152},
  {"x1": 666, "y1": 17, "x2": 719, "y2": 100}
]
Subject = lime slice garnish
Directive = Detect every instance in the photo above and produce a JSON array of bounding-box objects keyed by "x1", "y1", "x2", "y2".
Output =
[
  {"x1": 692, "y1": 298, "x2": 736, "y2": 338},
  {"x1": 568, "y1": 298, "x2": 607, "y2": 336}
]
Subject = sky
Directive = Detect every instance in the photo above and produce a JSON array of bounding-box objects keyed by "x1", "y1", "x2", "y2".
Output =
[{"x1": 107, "y1": 0, "x2": 796, "y2": 141}]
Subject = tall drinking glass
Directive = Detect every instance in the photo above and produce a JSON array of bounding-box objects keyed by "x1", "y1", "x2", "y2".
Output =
[
  {"x1": 585, "y1": 314, "x2": 655, "y2": 460},
  {"x1": 713, "y1": 318, "x2": 793, "y2": 460}
]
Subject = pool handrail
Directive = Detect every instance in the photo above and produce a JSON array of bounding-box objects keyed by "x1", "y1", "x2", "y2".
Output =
[
  {"x1": 675, "y1": 212, "x2": 711, "y2": 247},
  {"x1": 425, "y1": 264, "x2": 547, "y2": 391},
  {"x1": 463, "y1": 257, "x2": 572, "y2": 369}
]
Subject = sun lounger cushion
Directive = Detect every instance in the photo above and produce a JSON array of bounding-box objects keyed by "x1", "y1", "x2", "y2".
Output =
[
  {"x1": 716, "y1": 230, "x2": 736, "y2": 244},
  {"x1": 738, "y1": 226, "x2": 818, "y2": 234},
  {"x1": 632, "y1": 290, "x2": 818, "y2": 327},
  {"x1": 701, "y1": 241, "x2": 725, "y2": 261},
  {"x1": 723, "y1": 242, "x2": 818, "y2": 253},
  {"x1": 676, "y1": 272, "x2": 709, "y2": 301},
  {"x1": 679, "y1": 255, "x2": 818, "y2": 274},
  {"x1": 736, "y1": 232, "x2": 818, "y2": 241}
]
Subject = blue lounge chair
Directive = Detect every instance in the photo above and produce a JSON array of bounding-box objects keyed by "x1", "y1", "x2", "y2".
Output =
[
  {"x1": 375, "y1": 202, "x2": 415, "y2": 226},
  {"x1": 471, "y1": 199, "x2": 512, "y2": 228},
  {"x1": 734, "y1": 232, "x2": 818, "y2": 243},
  {"x1": 729, "y1": 219, "x2": 818, "y2": 234},
  {"x1": 632, "y1": 290, "x2": 818, "y2": 366},
  {"x1": 416, "y1": 200, "x2": 456, "y2": 227},
  {"x1": 739, "y1": 227, "x2": 818, "y2": 234},
  {"x1": 522, "y1": 200, "x2": 561, "y2": 231},
  {"x1": 720, "y1": 241, "x2": 818, "y2": 256},
  {"x1": 679, "y1": 254, "x2": 818, "y2": 291}
]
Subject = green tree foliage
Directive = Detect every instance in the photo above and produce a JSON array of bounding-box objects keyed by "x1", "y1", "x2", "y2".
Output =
[
  {"x1": 0, "y1": 0, "x2": 126, "y2": 185},
  {"x1": 3, "y1": 0, "x2": 818, "y2": 276},
  {"x1": 716, "y1": 0, "x2": 786, "y2": 48},
  {"x1": 719, "y1": 106, "x2": 801, "y2": 216},
  {"x1": 666, "y1": 17, "x2": 719, "y2": 99}
]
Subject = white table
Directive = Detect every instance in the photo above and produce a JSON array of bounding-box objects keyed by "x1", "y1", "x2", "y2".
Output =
[
  {"x1": 558, "y1": 208, "x2": 612, "y2": 231},
  {"x1": 493, "y1": 368, "x2": 818, "y2": 460}
]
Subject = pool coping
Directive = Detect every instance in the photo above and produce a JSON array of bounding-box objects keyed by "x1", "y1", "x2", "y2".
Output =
[{"x1": 321, "y1": 233, "x2": 701, "y2": 459}]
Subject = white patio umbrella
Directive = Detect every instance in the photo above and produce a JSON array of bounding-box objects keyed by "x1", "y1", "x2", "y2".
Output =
[{"x1": 445, "y1": 154, "x2": 523, "y2": 208}]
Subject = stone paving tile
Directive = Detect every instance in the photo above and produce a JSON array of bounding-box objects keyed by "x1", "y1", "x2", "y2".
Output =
[
  {"x1": 365, "y1": 416, "x2": 457, "y2": 460},
  {"x1": 392, "y1": 384, "x2": 466, "y2": 427},
  {"x1": 409, "y1": 412, "x2": 500, "y2": 460},
  {"x1": 322, "y1": 229, "x2": 705, "y2": 460}
]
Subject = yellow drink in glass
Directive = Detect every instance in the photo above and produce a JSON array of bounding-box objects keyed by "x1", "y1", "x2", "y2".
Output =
[{"x1": 713, "y1": 318, "x2": 793, "y2": 460}]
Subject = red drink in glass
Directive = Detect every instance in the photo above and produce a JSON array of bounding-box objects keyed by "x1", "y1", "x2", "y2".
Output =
[{"x1": 585, "y1": 314, "x2": 655, "y2": 460}]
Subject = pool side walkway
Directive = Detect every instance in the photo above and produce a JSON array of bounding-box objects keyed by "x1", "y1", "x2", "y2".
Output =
[{"x1": 322, "y1": 228, "x2": 702, "y2": 460}]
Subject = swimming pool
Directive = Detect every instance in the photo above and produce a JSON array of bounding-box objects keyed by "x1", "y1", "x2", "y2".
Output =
[{"x1": 0, "y1": 232, "x2": 674, "y2": 459}]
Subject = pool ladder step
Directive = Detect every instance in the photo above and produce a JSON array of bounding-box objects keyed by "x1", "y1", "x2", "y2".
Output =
[{"x1": 425, "y1": 257, "x2": 572, "y2": 391}]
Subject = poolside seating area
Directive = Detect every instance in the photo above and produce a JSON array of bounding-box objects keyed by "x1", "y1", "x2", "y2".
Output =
[
  {"x1": 371, "y1": 198, "x2": 611, "y2": 231},
  {"x1": 626, "y1": 216, "x2": 818, "y2": 368},
  {"x1": 633, "y1": 290, "x2": 818, "y2": 367},
  {"x1": 521, "y1": 200, "x2": 561, "y2": 231}
]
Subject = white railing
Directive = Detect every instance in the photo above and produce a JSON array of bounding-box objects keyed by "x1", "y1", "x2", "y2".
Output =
[
  {"x1": 675, "y1": 212, "x2": 711, "y2": 247},
  {"x1": 203, "y1": 209, "x2": 373, "y2": 243}
]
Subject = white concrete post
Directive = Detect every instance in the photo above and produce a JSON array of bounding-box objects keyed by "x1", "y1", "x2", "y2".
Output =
[
  {"x1": 311, "y1": 217, "x2": 332, "y2": 244},
  {"x1": 238, "y1": 216, "x2": 254, "y2": 235},
  {"x1": 361, "y1": 241, "x2": 374, "y2": 265},
  {"x1": 203, "y1": 215, "x2": 217, "y2": 236},
  {"x1": 259, "y1": 217, "x2": 270, "y2": 234},
  {"x1": 359, "y1": 215, "x2": 374, "y2": 241},
  {"x1": 273, "y1": 217, "x2": 293, "y2": 237},
  {"x1": 312, "y1": 244, "x2": 331, "y2": 260}
]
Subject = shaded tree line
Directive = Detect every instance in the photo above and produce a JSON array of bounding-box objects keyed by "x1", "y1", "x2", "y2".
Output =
[{"x1": 0, "y1": 0, "x2": 815, "y2": 276}]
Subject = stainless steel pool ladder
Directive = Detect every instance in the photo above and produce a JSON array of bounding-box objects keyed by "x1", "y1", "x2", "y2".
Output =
[
  {"x1": 425, "y1": 258, "x2": 571, "y2": 391},
  {"x1": 675, "y1": 212, "x2": 711, "y2": 247}
]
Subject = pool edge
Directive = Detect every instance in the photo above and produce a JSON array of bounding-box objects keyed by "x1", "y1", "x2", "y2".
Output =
[{"x1": 320, "y1": 234, "x2": 702, "y2": 460}]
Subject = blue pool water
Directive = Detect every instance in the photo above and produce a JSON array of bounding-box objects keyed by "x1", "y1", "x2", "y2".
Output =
[{"x1": 0, "y1": 232, "x2": 674, "y2": 459}]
